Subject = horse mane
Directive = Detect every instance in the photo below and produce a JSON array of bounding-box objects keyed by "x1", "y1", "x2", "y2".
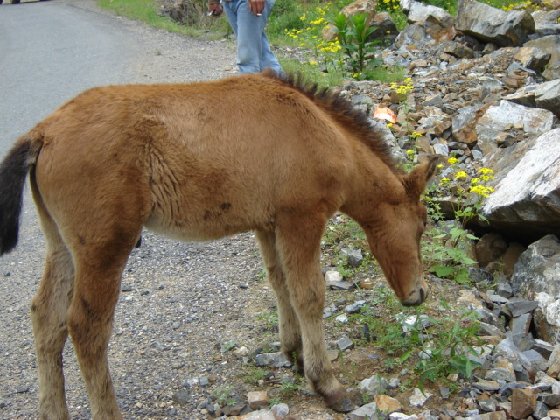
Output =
[{"x1": 262, "y1": 70, "x2": 401, "y2": 175}]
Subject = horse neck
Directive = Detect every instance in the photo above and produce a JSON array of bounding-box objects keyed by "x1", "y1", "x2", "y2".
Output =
[{"x1": 340, "y1": 141, "x2": 404, "y2": 226}]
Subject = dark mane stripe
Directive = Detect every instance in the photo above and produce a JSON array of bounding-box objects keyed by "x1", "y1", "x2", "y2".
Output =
[{"x1": 263, "y1": 70, "x2": 401, "y2": 174}]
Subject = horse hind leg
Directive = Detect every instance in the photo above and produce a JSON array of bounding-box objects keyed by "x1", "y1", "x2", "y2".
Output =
[
  {"x1": 66, "y1": 231, "x2": 139, "y2": 420},
  {"x1": 30, "y1": 178, "x2": 74, "y2": 420},
  {"x1": 256, "y1": 230, "x2": 304, "y2": 372},
  {"x1": 275, "y1": 213, "x2": 360, "y2": 413}
]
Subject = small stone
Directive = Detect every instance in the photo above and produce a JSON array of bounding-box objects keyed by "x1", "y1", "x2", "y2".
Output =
[
  {"x1": 359, "y1": 375, "x2": 388, "y2": 396},
  {"x1": 254, "y1": 352, "x2": 291, "y2": 368},
  {"x1": 389, "y1": 414, "x2": 418, "y2": 420},
  {"x1": 234, "y1": 346, "x2": 249, "y2": 357},
  {"x1": 247, "y1": 390, "x2": 269, "y2": 410},
  {"x1": 325, "y1": 270, "x2": 343, "y2": 284},
  {"x1": 121, "y1": 284, "x2": 133, "y2": 292},
  {"x1": 341, "y1": 247, "x2": 363, "y2": 268},
  {"x1": 172, "y1": 389, "x2": 191, "y2": 405},
  {"x1": 337, "y1": 336, "x2": 354, "y2": 351},
  {"x1": 238, "y1": 408, "x2": 276, "y2": 419},
  {"x1": 349, "y1": 402, "x2": 378, "y2": 420},
  {"x1": 479, "y1": 398, "x2": 497, "y2": 412},
  {"x1": 375, "y1": 395, "x2": 402, "y2": 413},
  {"x1": 336, "y1": 314, "x2": 348, "y2": 324},
  {"x1": 409, "y1": 388, "x2": 431, "y2": 408},
  {"x1": 511, "y1": 388, "x2": 537, "y2": 419},
  {"x1": 199, "y1": 376, "x2": 209, "y2": 387},
  {"x1": 271, "y1": 402, "x2": 289, "y2": 418},
  {"x1": 439, "y1": 387, "x2": 450, "y2": 399},
  {"x1": 345, "y1": 300, "x2": 366, "y2": 314},
  {"x1": 474, "y1": 379, "x2": 500, "y2": 392}
]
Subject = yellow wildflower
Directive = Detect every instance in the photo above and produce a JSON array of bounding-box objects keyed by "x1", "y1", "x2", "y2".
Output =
[
  {"x1": 454, "y1": 171, "x2": 467, "y2": 180},
  {"x1": 447, "y1": 157, "x2": 458, "y2": 165}
]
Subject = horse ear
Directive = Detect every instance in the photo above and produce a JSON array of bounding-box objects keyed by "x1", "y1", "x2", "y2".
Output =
[{"x1": 404, "y1": 155, "x2": 439, "y2": 200}]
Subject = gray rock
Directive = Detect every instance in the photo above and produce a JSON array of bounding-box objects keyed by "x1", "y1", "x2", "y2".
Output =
[
  {"x1": 345, "y1": 300, "x2": 366, "y2": 314},
  {"x1": 337, "y1": 335, "x2": 354, "y2": 351},
  {"x1": 408, "y1": 1, "x2": 454, "y2": 27},
  {"x1": 341, "y1": 248, "x2": 363, "y2": 268},
  {"x1": 511, "y1": 235, "x2": 560, "y2": 299},
  {"x1": 510, "y1": 313, "x2": 532, "y2": 336},
  {"x1": 533, "y1": 401, "x2": 549, "y2": 419},
  {"x1": 540, "y1": 393, "x2": 560, "y2": 407},
  {"x1": 409, "y1": 388, "x2": 431, "y2": 408},
  {"x1": 479, "y1": 398, "x2": 497, "y2": 412},
  {"x1": 254, "y1": 352, "x2": 292, "y2": 368},
  {"x1": 359, "y1": 374, "x2": 389, "y2": 396},
  {"x1": 505, "y1": 80, "x2": 560, "y2": 117},
  {"x1": 485, "y1": 367, "x2": 516, "y2": 383},
  {"x1": 271, "y1": 402, "x2": 290, "y2": 418},
  {"x1": 433, "y1": 142, "x2": 449, "y2": 156},
  {"x1": 514, "y1": 46, "x2": 552, "y2": 73},
  {"x1": 452, "y1": 105, "x2": 481, "y2": 144},
  {"x1": 476, "y1": 101, "x2": 556, "y2": 156},
  {"x1": 172, "y1": 389, "x2": 191, "y2": 405},
  {"x1": 507, "y1": 298, "x2": 539, "y2": 317},
  {"x1": 521, "y1": 349, "x2": 548, "y2": 372},
  {"x1": 482, "y1": 130, "x2": 560, "y2": 237},
  {"x1": 532, "y1": 339, "x2": 554, "y2": 359},
  {"x1": 496, "y1": 282, "x2": 513, "y2": 298},
  {"x1": 524, "y1": 35, "x2": 560, "y2": 80},
  {"x1": 349, "y1": 402, "x2": 380, "y2": 420},
  {"x1": 456, "y1": 0, "x2": 535, "y2": 47},
  {"x1": 473, "y1": 379, "x2": 500, "y2": 392}
]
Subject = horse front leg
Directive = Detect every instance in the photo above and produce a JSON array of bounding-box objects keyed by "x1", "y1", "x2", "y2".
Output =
[
  {"x1": 256, "y1": 230, "x2": 304, "y2": 372},
  {"x1": 275, "y1": 214, "x2": 359, "y2": 413}
]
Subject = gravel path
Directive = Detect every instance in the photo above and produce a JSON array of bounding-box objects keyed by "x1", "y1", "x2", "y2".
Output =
[{"x1": 0, "y1": 2, "x2": 286, "y2": 418}]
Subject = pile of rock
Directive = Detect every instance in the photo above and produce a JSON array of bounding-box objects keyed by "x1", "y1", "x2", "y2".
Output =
[{"x1": 344, "y1": 0, "x2": 560, "y2": 361}]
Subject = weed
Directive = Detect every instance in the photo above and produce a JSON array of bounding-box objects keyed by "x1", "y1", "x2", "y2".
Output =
[
  {"x1": 256, "y1": 310, "x2": 279, "y2": 331},
  {"x1": 212, "y1": 385, "x2": 237, "y2": 407},
  {"x1": 242, "y1": 367, "x2": 269, "y2": 385}
]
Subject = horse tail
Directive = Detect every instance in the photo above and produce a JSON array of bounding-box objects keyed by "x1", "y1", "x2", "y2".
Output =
[{"x1": 0, "y1": 128, "x2": 44, "y2": 255}]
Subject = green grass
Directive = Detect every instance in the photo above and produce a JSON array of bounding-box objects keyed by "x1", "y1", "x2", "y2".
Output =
[{"x1": 97, "y1": 0, "x2": 229, "y2": 39}]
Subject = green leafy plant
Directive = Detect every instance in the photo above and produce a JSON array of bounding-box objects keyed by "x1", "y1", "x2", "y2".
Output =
[
  {"x1": 242, "y1": 367, "x2": 269, "y2": 385},
  {"x1": 351, "y1": 302, "x2": 482, "y2": 387},
  {"x1": 333, "y1": 12, "x2": 376, "y2": 75},
  {"x1": 212, "y1": 385, "x2": 237, "y2": 407}
]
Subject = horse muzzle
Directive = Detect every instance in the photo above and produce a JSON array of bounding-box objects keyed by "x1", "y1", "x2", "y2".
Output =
[{"x1": 401, "y1": 281, "x2": 429, "y2": 306}]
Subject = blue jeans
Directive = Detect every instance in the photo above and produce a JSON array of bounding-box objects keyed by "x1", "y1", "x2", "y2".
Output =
[{"x1": 223, "y1": 0, "x2": 282, "y2": 74}]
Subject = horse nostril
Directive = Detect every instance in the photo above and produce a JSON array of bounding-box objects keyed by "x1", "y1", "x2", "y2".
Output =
[{"x1": 419, "y1": 287, "x2": 425, "y2": 303}]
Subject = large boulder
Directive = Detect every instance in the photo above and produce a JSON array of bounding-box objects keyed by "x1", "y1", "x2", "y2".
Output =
[
  {"x1": 524, "y1": 35, "x2": 560, "y2": 80},
  {"x1": 510, "y1": 235, "x2": 560, "y2": 342},
  {"x1": 456, "y1": 0, "x2": 535, "y2": 47},
  {"x1": 476, "y1": 100, "x2": 557, "y2": 156},
  {"x1": 504, "y1": 80, "x2": 560, "y2": 118},
  {"x1": 482, "y1": 129, "x2": 560, "y2": 239}
]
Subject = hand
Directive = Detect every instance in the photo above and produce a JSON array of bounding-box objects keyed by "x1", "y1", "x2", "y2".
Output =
[
  {"x1": 248, "y1": 0, "x2": 264, "y2": 15},
  {"x1": 207, "y1": 2, "x2": 223, "y2": 17}
]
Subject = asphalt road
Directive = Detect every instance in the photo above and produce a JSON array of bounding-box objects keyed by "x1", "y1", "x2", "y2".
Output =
[{"x1": 0, "y1": 0, "x2": 144, "y2": 155}]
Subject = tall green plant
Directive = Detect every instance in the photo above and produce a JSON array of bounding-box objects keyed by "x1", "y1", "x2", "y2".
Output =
[{"x1": 333, "y1": 12, "x2": 376, "y2": 74}]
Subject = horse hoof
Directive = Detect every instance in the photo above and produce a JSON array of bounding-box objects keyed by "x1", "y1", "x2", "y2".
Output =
[{"x1": 325, "y1": 389, "x2": 361, "y2": 413}]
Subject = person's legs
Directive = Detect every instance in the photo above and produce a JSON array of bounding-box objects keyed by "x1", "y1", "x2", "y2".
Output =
[{"x1": 223, "y1": 0, "x2": 282, "y2": 74}]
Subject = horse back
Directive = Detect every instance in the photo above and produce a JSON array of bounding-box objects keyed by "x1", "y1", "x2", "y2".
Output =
[{"x1": 34, "y1": 75, "x2": 353, "y2": 243}]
